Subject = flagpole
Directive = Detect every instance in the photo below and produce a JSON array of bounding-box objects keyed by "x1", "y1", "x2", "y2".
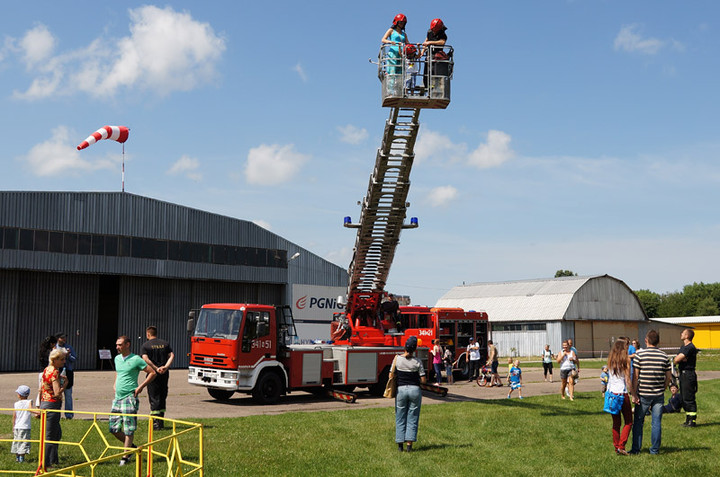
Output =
[{"x1": 122, "y1": 143, "x2": 125, "y2": 193}]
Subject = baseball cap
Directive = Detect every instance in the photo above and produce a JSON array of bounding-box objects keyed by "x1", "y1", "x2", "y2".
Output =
[{"x1": 16, "y1": 385, "x2": 31, "y2": 397}]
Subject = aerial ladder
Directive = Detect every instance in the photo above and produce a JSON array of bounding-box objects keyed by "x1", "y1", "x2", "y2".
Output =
[{"x1": 334, "y1": 43, "x2": 454, "y2": 347}]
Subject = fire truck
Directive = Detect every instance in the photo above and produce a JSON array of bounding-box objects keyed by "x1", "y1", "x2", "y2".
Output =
[
  {"x1": 188, "y1": 43, "x2": 469, "y2": 403},
  {"x1": 398, "y1": 306, "x2": 490, "y2": 379}
]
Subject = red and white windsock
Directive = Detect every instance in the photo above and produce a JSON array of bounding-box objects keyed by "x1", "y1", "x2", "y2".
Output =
[{"x1": 76, "y1": 126, "x2": 129, "y2": 151}]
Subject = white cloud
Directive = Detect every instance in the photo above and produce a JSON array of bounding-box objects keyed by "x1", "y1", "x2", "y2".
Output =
[
  {"x1": 415, "y1": 128, "x2": 514, "y2": 169},
  {"x1": 414, "y1": 129, "x2": 466, "y2": 163},
  {"x1": 337, "y1": 124, "x2": 368, "y2": 145},
  {"x1": 13, "y1": 5, "x2": 226, "y2": 100},
  {"x1": 20, "y1": 125, "x2": 117, "y2": 176},
  {"x1": 167, "y1": 155, "x2": 202, "y2": 181},
  {"x1": 614, "y1": 24, "x2": 665, "y2": 55},
  {"x1": 293, "y1": 63, "x2": 308, "y2": 82},
  {"x1": 19, "y1": 24, "x2": 56, "y2": 67},
  {"x1": 245, "y1": 144, "x2": 309, "y2": 185},
  {"x1": 426, "y1": 185, "x2": 458, "y2": 207},
  {"x1": 468, "y1": 130, "x2": 515, "y2": 169},
  {"x1": 253, "y1": 219, "x2": 272, "y2": 231},
  {"x1": 325, "y1": 247, "x2": 352, "y2": 267}
]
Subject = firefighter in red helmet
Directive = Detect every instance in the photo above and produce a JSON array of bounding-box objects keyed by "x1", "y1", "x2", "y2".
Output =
[{"x1": 422, "y1": 18, "x2": 447, "y2": 55}]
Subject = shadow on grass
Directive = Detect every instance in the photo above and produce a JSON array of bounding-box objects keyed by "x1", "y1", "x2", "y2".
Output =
[
  {"x1": 414, "y1": 443, "x2": 473, "y2": 452},
  {"x1": 467, "y1": 395, "x2": 604, "y2": 417}
]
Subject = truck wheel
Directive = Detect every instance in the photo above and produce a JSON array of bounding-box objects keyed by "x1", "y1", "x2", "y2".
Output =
[
  {"x1": 454, "y1": 356, "x2": 469, "y2": 380},
  {"x1": 252, "y1": 372, "x2": 282, "y2": 404},
  {"x1": 207, "y1": 388, "x2": 234, "y2": 401},
  {"x1": 368, "y1": 367, "x2": 389, "y2": 396}
]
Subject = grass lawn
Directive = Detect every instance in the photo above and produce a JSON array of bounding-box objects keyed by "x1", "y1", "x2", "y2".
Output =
[{"x1": 2, "y1": 379, "x2": 717, "y2": 476}]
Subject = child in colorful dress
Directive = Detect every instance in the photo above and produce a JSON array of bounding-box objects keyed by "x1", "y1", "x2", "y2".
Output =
[
  {"x1": 507, "y1": 359, "x2": 523, "y2": 399},
  {"x1": 11, "y1": 385, "x2": 37, "y2": 463},
  {"x1": 600, "y1": 365, "x2": 609, "y2": 396}
]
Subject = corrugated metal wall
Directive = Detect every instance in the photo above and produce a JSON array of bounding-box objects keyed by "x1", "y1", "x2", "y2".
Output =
[
  {"x1": 0, "y1": 271, "x2": 98, "y2": 371},
  {"x1": 0, "y1": 192, "x2": 348, "y2": 372}
]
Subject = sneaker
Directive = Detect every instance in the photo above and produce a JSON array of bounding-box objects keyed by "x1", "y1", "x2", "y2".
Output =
[
  {"x1": 507, "y1": 394, "x2": 511, "y2": 399},
  {"x1": 119, "y1": 457, "x2": 131, "y2": 466},
  {"x1": 519, "y1": 396, "x2": 523, "y2": 399}
]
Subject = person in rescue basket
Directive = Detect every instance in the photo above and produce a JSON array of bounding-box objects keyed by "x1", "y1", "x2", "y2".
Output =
[
  {"x1": 394, "y1": 336, "x2": 426, "y2": 452},
  {"x1": 381, "y1": 14, "x2": 409, "y2": 81}
]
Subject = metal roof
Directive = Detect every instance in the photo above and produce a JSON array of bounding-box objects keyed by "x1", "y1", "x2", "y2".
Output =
[
  {"x1": 651, "y1": 316, "x2": 720, "y2": 325},
  {"x1": 435, "y1": 275, "x2": 647, "y2": 323}
]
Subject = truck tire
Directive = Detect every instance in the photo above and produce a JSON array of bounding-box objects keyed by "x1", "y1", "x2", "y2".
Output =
[
  {"x1": 207, "y1": 388, "x2": 234, "y2": 401},
  {"x1": 455, "y1": 355, "x2": 469, "y2": 380},
  {"x1": 368, "y1": 367, "x2": 389, "y2": 396},
  {"x1": 252, "y1": 372, "x2": 283, "y2": 404}
]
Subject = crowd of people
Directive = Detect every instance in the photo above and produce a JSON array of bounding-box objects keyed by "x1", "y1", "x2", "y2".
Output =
[
  {"x1": 389, "y1": 328, "x2": 699, "y2": 455},
  {"x1": 11, "y1": 327, "x2": 174, "y2": 469}
]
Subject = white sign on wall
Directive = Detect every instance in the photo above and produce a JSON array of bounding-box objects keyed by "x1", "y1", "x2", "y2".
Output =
[{"x1": 292, "y1": 284, "x2": 346, "y2": 341}]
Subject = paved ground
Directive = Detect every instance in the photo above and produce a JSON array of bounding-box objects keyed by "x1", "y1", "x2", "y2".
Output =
[{"x1": 3, "y1": 367, "x2": 718, "y2": 420}]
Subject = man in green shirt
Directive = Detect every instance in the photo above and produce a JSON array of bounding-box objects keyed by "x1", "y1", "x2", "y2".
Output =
[{"x1": 109, "y1": 335, "x2": 156, "y2": 466}]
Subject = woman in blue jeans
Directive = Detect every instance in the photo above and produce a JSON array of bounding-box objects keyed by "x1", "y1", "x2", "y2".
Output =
[{"x1": 393, "y1": 336, "x2": 426, "y2": 452}]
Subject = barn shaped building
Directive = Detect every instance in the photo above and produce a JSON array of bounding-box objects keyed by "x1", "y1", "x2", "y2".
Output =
[
  {"x1": 436, "y1": 275, "x2": 682, "y2": 358},
  {"x1": 0, "y1": 191, "x2": 347, "y2": 371}
]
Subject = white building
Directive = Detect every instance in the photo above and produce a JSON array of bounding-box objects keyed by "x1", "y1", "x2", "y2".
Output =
[{"x1": 436, "y1": 275, "x2": 681, "y2": 358}]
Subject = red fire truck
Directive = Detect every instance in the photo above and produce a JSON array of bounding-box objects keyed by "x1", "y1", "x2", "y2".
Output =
[{"x1": 188, "y1": 43, "x2": 464, "y2": 402}]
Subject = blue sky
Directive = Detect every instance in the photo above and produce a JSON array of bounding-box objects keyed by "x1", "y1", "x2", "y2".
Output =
[{"x1": 1, "y1": 1, "x2": 718, "y2": 306}]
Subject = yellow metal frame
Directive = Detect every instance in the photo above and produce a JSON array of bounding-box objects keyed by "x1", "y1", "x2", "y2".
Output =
[{"x1": 0, "y1": 407, "x2": 203, "y2": 476}]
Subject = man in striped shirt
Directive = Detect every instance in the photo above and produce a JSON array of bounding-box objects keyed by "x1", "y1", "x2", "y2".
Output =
[{"x1": 630, "y1": 330, "x2": 671, "y2": 455}]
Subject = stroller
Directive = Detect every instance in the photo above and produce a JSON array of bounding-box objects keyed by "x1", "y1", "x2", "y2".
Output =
[{"x1": 477, "y1": 364, "x2": 493, "y2": 387}]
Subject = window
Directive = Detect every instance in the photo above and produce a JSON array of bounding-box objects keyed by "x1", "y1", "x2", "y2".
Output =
[
  {"x1": 3, "y1": 228, "x2": 18, "y2": 249},
  {"x1": 49, "y1": 232, "x2": 63, "y2": 253},
  {"x1": 77, "y1": 234, "x2": 92, "y2": 255},
  {"x1": 34, "y1": 230, "x2": 49, "y2": 251},
  {"x1": 19, "y1": 229, "x2": 34, "y2": 250},
  {"x1": 105, "y1": 236, "x2": 118, "y2": 256},
  {"x1": 91, "y1": 235, "x2": 104, "y2": 255},
  {"x1": 63, "y1": 233, "x2": 78, "y2": 254}
]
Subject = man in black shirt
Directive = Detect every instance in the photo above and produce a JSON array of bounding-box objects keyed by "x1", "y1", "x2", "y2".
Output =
[
  {"x1": 141, "y1": 326, "x2": 175, "y2": 430},
  {"x1": 673, "y1": 328, "x2": 698, "y2": 427}
]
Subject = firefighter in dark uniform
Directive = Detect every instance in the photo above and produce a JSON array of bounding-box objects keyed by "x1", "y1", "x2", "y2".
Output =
[
  {"x1": 141, "y1": 326, "x2": 175, "y2": 430},
  {"x1": 673, "y1": 328, "x2": 698, "y2": 427}
]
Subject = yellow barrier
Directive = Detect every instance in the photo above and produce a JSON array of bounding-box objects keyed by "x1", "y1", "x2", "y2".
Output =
[{"x1": 0, "y1": 407, "x2": 203, "y2": 476}]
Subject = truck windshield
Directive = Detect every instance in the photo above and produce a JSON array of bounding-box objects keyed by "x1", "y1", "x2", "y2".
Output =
[{"x1": 193, "y1": 309, "x2": 243, "y2": 340}]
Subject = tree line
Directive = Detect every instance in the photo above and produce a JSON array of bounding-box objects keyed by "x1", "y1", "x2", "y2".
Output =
[{"x1": 635, "y1": 282, "x2": 720, "y2": 318}]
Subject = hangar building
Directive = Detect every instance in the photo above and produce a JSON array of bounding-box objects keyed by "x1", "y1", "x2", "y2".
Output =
[
  {"x1": 0, "y1": 191, "x2": 347, "y2": 371},
  {"x1": 436, "y1": 275, "x2": 683, "y2": 358}
]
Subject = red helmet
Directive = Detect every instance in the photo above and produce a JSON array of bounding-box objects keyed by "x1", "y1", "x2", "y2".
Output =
[
  {"x1": 430, "y1": 18, "x2": 445, "y2": 33},
  {"x1": 405, "y1": 44, "x2": 417, "y2": 58},
  {"x1": 393, "y1": 13, "x2": 407, "y2": 27}
]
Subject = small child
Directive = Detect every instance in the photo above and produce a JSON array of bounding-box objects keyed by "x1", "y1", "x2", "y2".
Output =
[
  {"x1": 11, "y1": 385, "x2": 37, "y2": 463},
  {"x1": 600, "y1": 365, "x2": 609, "y2": 396},
  {"x1": 506, "y1": 357, "x2": 514, "y2": 386},
  {"x1": 662, "y1": 383, "x2": 682, "y2": 414},
  {"x1": 507, "y1": 359, "x2": 523, "y2": 399},
  {"x1": 404, "y1": 44, "x2": 421, "y2": 94}
]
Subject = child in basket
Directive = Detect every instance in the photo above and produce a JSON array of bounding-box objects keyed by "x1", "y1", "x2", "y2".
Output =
[
  {"x1": 11, "y1": 385, "x2": 38, "y2": 463},
  {"x1": 507, "y1": 360, "x2": 523, "y2": 399}
]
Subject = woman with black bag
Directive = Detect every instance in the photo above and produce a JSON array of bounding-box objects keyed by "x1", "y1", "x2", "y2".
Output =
[
  {"x1": 394, "y1": 336, "x2": 426, "y2": 452},
  {"x1": 606, "y1": 339, "x2": 633, "y2": 455}
]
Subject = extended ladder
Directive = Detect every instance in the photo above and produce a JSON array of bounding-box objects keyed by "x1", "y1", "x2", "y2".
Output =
[{"x1": 344, "y1": 107, "x2": 421, "y2": 312}]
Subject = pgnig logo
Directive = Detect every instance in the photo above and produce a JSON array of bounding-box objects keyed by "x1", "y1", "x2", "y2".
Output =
[{"x1": 295, "y1": 296, "x2": 344, "y2": 310}]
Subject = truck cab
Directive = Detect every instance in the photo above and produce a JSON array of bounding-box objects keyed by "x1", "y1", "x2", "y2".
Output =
[{"x1": 188, "y1": 303, "x2": 293, "y2": 403}]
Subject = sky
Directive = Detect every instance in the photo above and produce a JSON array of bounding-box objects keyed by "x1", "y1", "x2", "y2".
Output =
[{"x1": 1, "y1": 1, "x2": 718, "y2": 307}]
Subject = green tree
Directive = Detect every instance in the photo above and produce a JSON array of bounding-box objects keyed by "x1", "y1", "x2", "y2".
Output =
[
  {"x1": 635, "y1": 289, "x2": 661, "y2": 318},
  {"x1": 694, "y1": 296, "x2": 719, "y2": 316},
  {"x1": 555, "y1": 270, "x2": 577, "y2": 278}
]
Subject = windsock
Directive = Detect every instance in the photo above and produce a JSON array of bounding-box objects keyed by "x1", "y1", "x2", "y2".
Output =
[{"x1": 77, "y1": 126, "x2": 129, "y2": 150}]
